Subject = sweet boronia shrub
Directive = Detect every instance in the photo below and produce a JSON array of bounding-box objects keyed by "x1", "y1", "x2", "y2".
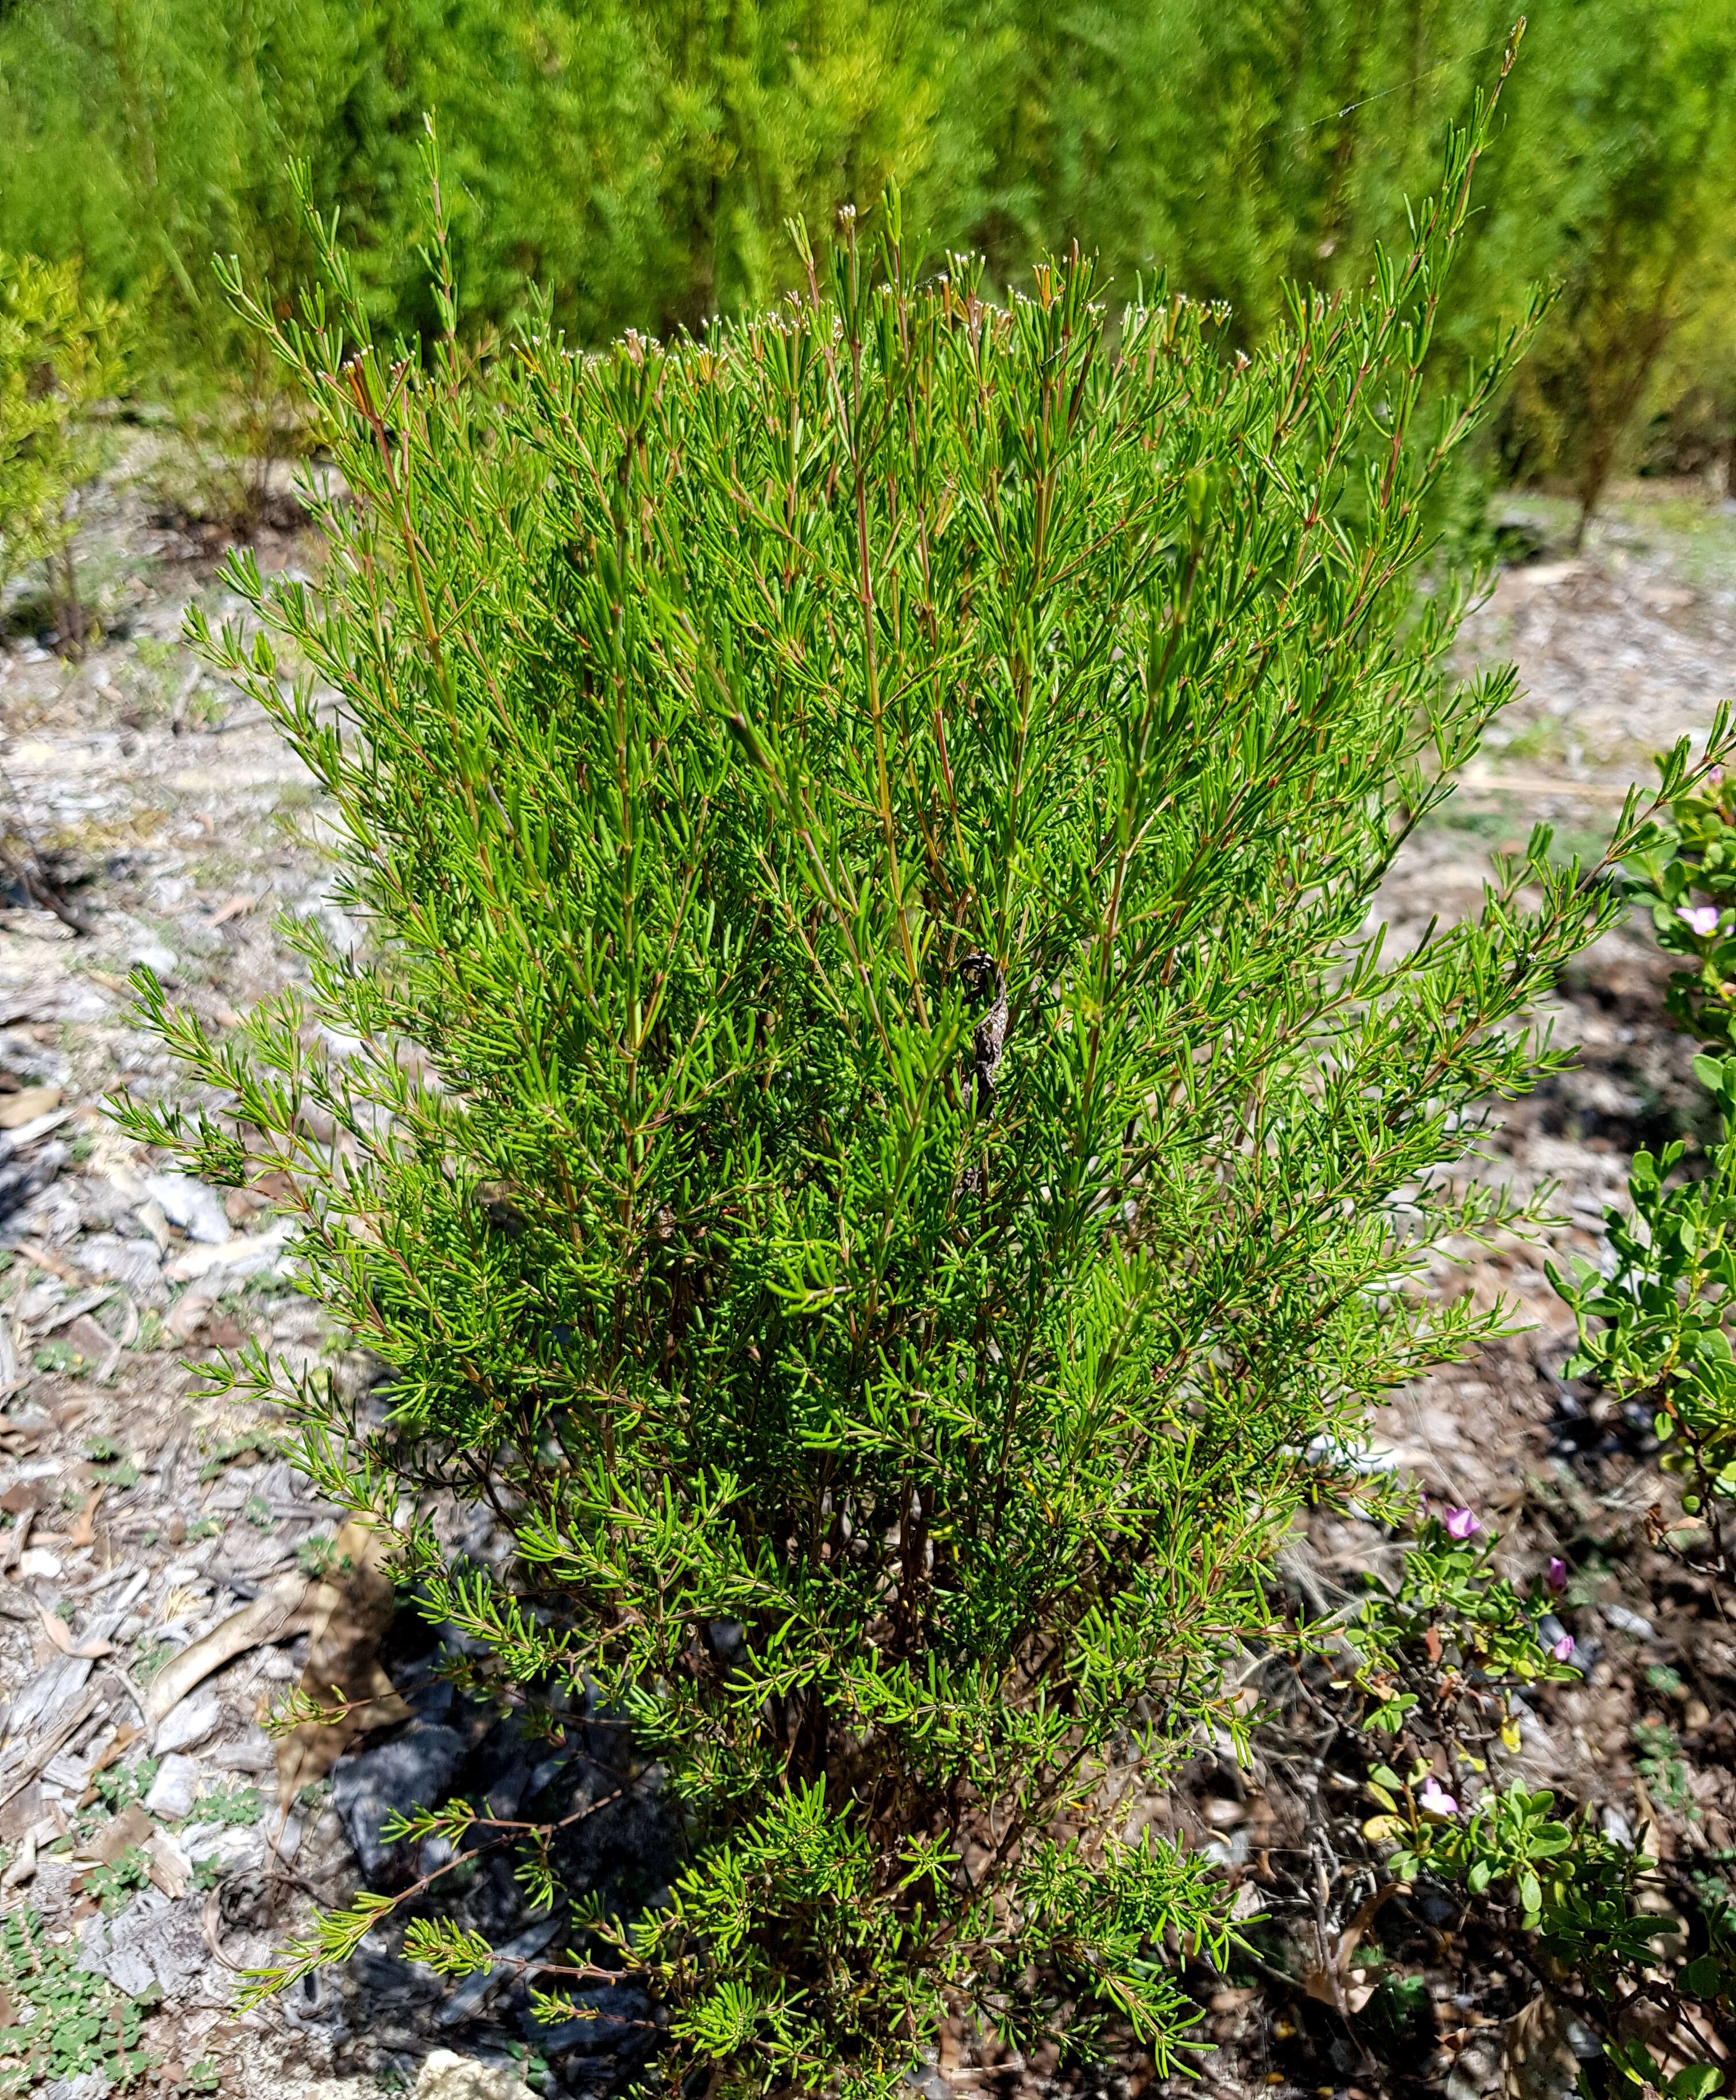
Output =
[{"x1": 121, "y1": 55, "x2": 1720, "y2": 2096}]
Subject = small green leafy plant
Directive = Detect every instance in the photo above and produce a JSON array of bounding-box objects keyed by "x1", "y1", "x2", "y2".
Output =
[
  {"x1": 86, "y1": 1439, "x2": 141, "y2": 1488},
  {"x1": 1370, "y1": 1761, "x2": 1667, "y2": 1997},
  {"x1": 1555, "y1": 764, "x2": 1736, "y2": 1590},
  {"x1": 1344, "y1": 1508, "x2": 1579, "y2": 1744},
  {"x1": 1603, "y1": 2043, "x2": 1725, "y2": 2100},
  {"x1": 0, "y1": 1906, "x2": 150, "y2": 2093},
  {"x1": 84, "y1": 1845, "x2": 154, "y2": 1917},
  {"x1": 134, "y1": 1309, "x2": 165, "y2": 1353},
  {"x1": 197, "y1": 1432, "x2": 278, "y2": 1482},
  {"x1": 185, "y1": 1784, "x2": 261, "y2": 1828},
  {"x1": 1634, "y1": 1718, "x2": 1699, "y2": 1822},
  {"x1": 294, "y1": 1531, "x2": 351, "y2": 1579},
  {"x1": 1626, "y1": 770, "x2": 1736, "y2": 1052},
  {"x1": 131, "y1": 1640, "x2": 175, "y2": 1683},
  {"x1": 1331, "y1": 1509, "x2": 1733, "y2": 2090},
  {"x1": 89, "y1": 1756, "x2": 160, "y2": 1818}
]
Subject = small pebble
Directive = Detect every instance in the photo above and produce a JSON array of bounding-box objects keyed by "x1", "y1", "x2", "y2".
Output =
[{"x1": 143, "y1": 1753, "x2": 203, "y2": 1822}]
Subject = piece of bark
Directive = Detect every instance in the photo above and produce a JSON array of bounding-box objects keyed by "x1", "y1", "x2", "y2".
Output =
[
  {"x1": 145, "y1": 1825, "x2": 192, "y2": 1899},
  {"x1": 77, "y1": 1800, "x2": 156, "y2": 1867},
  {"x1": 0, "y1": 1826, "x2": 37, "y2": 1892},
  {"x1": 143, "y1": 1572, "x2": 314, "y2": 1725},
  {"x1": 0, "y1": 1684, "x2": 104, "y2": 1813},
  {"x1": 71, "y1": 1487, "x2": 107, "y2": 1549},
  {"x1": 0, "y1": 1508, "x2": 35, "y2": 1574},
  {"x1": 38, "y1": 1603, "x2": 116, "y2": 1660},
  {"x1": 0, "y1": 1086, "x2": 62, "y2": 1130}
]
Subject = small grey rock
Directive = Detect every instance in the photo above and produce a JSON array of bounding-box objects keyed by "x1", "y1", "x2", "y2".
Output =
[
  {"x1": 1565, "y1": 2017, "x2": 1603, "y2": 2062},
  {"x1": 180, "y1": 1821, "x2": 262, "y2": 1873},
  {"x1": 0, "y1": 1142, "x2": 68, "y2": 1216},
  {"x1": 44, "y1": 2073, "x2": 113, "y2": 2100},
  {"x1": 74, "y1": 1234, "x2": 163, "y2": 1293},
  {"x1": 75, "y1": 1913, "x2": 110, "y2": 1974},
  {"x1": 99, "y1": 1945, "x2": 158, "y2": 1999},
  {"x1": 103, "y1": 1888, "x2": 208, "y2": 1996},
  {"x1": 6, "y1": 1655, "x2": 95, "y2": 1745},
  {"x1": 73, "y1": 1178, "x2": 142, "y2": 1234},
  {"x1": 212, "y1": 1734, "x2": 276, "y2": 1774},
  {"x1": 144, "y1": 1172, "x2": 231, "y2": 1245},
  {"x1": 415, "y1": 2051, "x2": 536, "y2": 2100},
  {"x1": 1447, "y1": 2030, "x2": 1505, "y2": 2100},
  {"x1": 142, "y1": 1753, "x2": 202, "y2": 1821},
  {"x1": 153, "y1": 1690, "x2": 223, "y2": 1757},
  {"x1": 126, "y1": 937, "x2": 179, "y2": 978}
]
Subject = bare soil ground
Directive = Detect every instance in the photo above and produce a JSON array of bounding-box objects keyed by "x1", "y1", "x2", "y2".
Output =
[{"x1": 2, "y1": 460, "x2": 1734, "y2": 2099}]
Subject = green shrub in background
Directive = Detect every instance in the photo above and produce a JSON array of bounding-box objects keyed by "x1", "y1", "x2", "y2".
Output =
[
  {"x1": 0, "y1": 0, "x2": 977, "y2": 357},
  {"x1": 967, "y1": 0, "x2": 1730, "y2": 536},
  {"x1": 0, "y1": 0, "x2": 425, "y2": 529},
  {"x1": 117, "y1": 59, "x2": 1736, "y2": 2086},
  {"x1": 0, "y1": 251, "x2": 126, "y2": 645},
  {"x1": 1645, "y1": 209, "x2": 1736, "y2": 494},
  {"x1": 3, "y1": 0, "x2": 1735, "y2": 518},
  {"x1": 1489, "y1": 0, "x2": 1736, "y2": 539},
  {"x1": 0, "y1": 260, "x2": 72, "y2": 587}
]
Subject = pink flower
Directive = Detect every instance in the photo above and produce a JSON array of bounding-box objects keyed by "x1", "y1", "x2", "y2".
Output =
[
  {"x1": 1677, "y1": 904, "x2": 1721, "y2": 938},
  {"x1": 1419, "y1": 1777, "x2": 1458, "y2": 1816},
  {"x1": 1545, "y1": 1557, "x2": 1568, "y2": 1594},
  {"x1": 1551, "y1": 1634, "x2": 1575, "y2": 1663},
  {"x1": 1444, "y1": 1507, "x2": 1481, "y2": 1541}
]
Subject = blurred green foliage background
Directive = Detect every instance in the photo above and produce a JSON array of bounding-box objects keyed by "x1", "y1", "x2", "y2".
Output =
[{"x1": 2, "y1": 0, "x2": 1734, "y2": 526}]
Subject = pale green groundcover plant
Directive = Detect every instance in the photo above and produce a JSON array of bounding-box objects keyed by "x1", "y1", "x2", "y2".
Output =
[{"x1": 121, "y1": 68, "x2": 1731, "y2": 2100}]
